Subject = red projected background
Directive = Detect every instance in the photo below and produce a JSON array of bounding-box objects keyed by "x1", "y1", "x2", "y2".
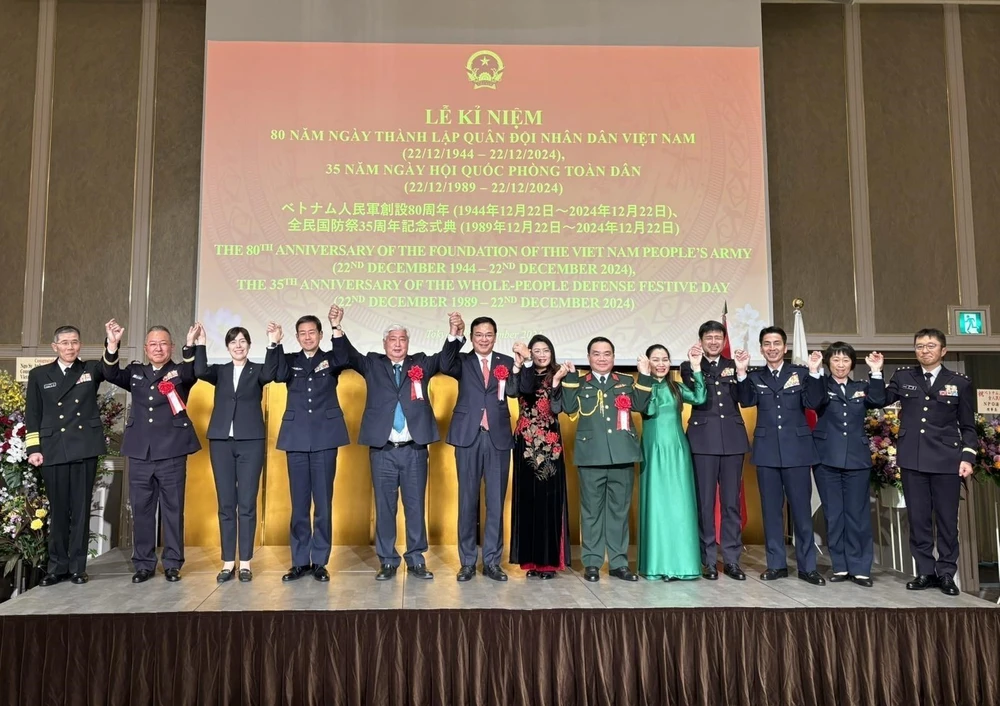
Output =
[{"x1": 199, "y1": 42, "x2": 769, "y2": 359}]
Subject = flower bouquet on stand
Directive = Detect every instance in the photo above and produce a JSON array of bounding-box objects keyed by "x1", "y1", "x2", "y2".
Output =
[
  {"x1": 973, "y1": 414, "x2": 1000, "y2": 486},
  {"x1": 866, "y1": 405, "x2": 904, "y2": 506}
]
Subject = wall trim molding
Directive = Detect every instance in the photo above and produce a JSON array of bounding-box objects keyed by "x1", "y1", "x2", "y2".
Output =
[{"x1": 20, "y1": 0, "x2": 57, "y2": 353}]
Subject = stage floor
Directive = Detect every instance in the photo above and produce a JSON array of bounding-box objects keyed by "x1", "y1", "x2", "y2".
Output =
[{"x1": 2, "y1": 544, "x2": 993, "y2": 615}]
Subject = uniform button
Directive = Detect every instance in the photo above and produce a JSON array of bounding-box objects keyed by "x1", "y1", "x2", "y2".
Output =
[
  {"x1": 921, "y1": 418, "x2": 926, "y2": 423},
  {"x1": 57, "y1": 402, "x2": 62, "y2": 407},
  {"x1": 151, "y1": 386, "x2": 155, "y2": 390},
  {"x1": 149, "y1": 407, "x2": 153, "y2": 412},
  {"x1": 149, "y1": 418, "x2": 153, "y2": 423},
  {"x1": 717, "y1": 391, "x2": 722, "y2": 396},
  {"x1": 308, "y1": 409, "x2": 313, "y2": 413},
  {"x1": 607, "y1": 429, "x2": 612, "y2": 434},
  {"x1": 719, "y1": 403, "x2": 723, "y2": 407},
  {"x1": 606, "y1": 417, "x2": 611, "y2": 422},
  {"x1": 720, "y1": 414, "x2": 725, "y2": 419},
  {"x1": 843, "y1": 422, "x2": 848, "y2": 426},
  {"x1": 60, "y1": 427, "x2": 65, "y2": 432},
  {"x1": 308, "y1": 399, "x2": 312, "y2": 403},
  {"x1": 74, "y1": 399, "x2": 79, "y2": 403},
  {"x1": 59, "y1": 415, "x2": 64, "y2": 419},
  {"x1": 923, "y1": 407, "x2": 928, "y2": 412},
  {"x1": 843, "y1": 432, "x2": 847, "y2": 436},
  {"x1": 843, "y1": 412, "x2": 847, "y2": 416},
  {"x1": 920, "y1": 429, "x2": 925, "y2": 434},
  {"x1": 79, "y1": 425, "x2": 83, "y2": 429},
  {"x1": 308, "y1": 378, "x2": 313, "y2": 382},
  {"x1": 925, "y1": 396, "x2": 930, "y2": 401},
  {"x1": 149, "y1": 396, "x2": 154, "y2": 401},
  {"x1": 183, "y1": 423, "x2": 188, "y2": 427},
  {"x1": 308, "y1": 388, "x2": 312, "y2": 392},
  {"x1": 76, "y1": 413, "x2": 81, "y2": 416},
  {"x1": 778, "y1": 425, "x2": 782, "y2": 430}
]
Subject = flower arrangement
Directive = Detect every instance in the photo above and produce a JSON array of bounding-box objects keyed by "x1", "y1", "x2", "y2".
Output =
[
  {"x1": 515, "y1": 386, "x2": 563, "y2": 481},
  {"x1": 866, "y1": 406, "x2": 902, "y2": 491},
  {"x1": 974, "y1": 414, "x2": 1000, "y2": 486}
]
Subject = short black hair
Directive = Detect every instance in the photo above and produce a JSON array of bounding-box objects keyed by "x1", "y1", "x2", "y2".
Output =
[
  {"x1": 146, "y1": 325, "x2": 172, "y2": 342},
  {"x1": 914, "y1": 328, "x2": 946, "y2": 348},
  {"x1": 52, "y1": 325, "x2": 81, "y2": 342},
  {"x1": 225, "y1": 326, "x2": 251, "y2": 346},
  {"x1": 587, "y1": 336, "x2": 615, "y2": 355},
  {"x1": 295, "y1": 315, "x2": 322, "y2": 335},
  {"x1": 823, "y1": 341, "x2": 856, "y2": 370},
  {"x1": 469, "y1": 316, "x2": 497, "y2": 334},
  {"x1": 698, "y1": 321, "x2": 726, "y2": 339},
  {"x1": 645, "y1": 344, "x2": 669, "y2": 359},
  {"x1": 759, "y1": 326, "x2": 787, "y2": 345}
]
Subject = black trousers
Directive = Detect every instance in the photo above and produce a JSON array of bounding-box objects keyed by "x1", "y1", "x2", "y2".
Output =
[
  {"x1": 129, "y1": 455, "x2": 188, "y2": 571},
  {"x1": 41, "y1": 457, "x2": 98, "y2": 575},
  {"x1": 901, "y1": 468, "x2": 962, "y2": 578},
  {"x1": 209, "y1": 439, "x2": 265, "y2": 562},
  {"x1": 286, "y1": 449, "x2": 338, "y2": 567},
  {"x1": 692, "y1": 453, "x2": 744, "y2": 566},
  {"x1": 455, "y1": 430, "x2": 511, "y2": 567},
  {"x1": 370, "y1": 443, "x2": 429, "y2": 568}
]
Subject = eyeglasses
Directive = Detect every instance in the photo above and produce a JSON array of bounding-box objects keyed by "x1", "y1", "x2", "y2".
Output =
[{"x1": 914, "y1": 344, "x2": 940, "y2": 352}]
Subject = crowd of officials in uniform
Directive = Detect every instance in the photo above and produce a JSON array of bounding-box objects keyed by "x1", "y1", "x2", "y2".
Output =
[{"x1": 23, "y1": 307, "x2": 976, "y2": 596}]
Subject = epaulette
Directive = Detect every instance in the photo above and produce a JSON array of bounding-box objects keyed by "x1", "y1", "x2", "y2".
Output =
[{"x1": 131, "y1": 360, "x2": 142, "y2": 365}]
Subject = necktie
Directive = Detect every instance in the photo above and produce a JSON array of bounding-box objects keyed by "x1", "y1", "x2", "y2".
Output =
[
  {"x1": 840, "y1": 383, "x2": 847, "y2": 397},
  {"x1": 598, "y1": 376, "x2": 606, "y2": 385},
  {"x1": 710, "y1": 360, "x2": 718, "y2": 370},
  {"x1": 772, "y1": 369, "x2": 779, "y2": 379},
  {"x1": 924, "y1": 372, "x2": 933, "y2": 387},
  {"x1": 481, "y1": 358, "x2": 490, "y2": 430},
  {"x1": 392, "y1": 364, "x2": 405, "y2": 433},
  {"x1": 63, "y1": 367, "x2": 68, "y2": 376}
]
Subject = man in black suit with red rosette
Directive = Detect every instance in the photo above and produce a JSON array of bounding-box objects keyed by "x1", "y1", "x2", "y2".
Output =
[{"x1": 331, "y1": 306, "x2": 464, "y2": 581}]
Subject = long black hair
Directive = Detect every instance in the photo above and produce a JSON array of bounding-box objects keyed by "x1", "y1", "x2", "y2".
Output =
[
  {"x1": 645, "y1": 343, "x2": 681, "y2": 407},
  {"x1": 528, "y1": 334, "x2": 557, "y2": 387}
]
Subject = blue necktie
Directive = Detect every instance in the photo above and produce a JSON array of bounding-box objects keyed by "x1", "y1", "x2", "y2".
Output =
[{"x1": 393, "y1": 364, "x2": 405, "y2": 433}]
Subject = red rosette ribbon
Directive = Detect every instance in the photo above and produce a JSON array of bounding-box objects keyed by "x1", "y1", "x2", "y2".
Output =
[
  {"x1": 408, "y1": 366, "x2": 425, "y2": 400},
  {"x1": 615, "y1": 393, "x2": 632, "y2": 431},
  {"x1": 157, "y1": 380, "x2": 187, "y2": 415},
  {"x1": 493, "y1": 364, "x2": 509, "y2": 400}
]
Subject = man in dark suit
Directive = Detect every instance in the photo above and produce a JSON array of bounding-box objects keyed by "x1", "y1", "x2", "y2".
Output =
[
  {"x1": 331, "y1": 306, "x2": 463, "y2": 580},
  {"x1": 885, "y1": 328, "x2": 976, "y2": 596},
  {"x1": 102, "y1": 319, "x2": 201, "y2": 583},
  {"x1": 25, "y1": 325, "x2": 107, "y2": 586},
  {"x1": 441, "y1": 315, "x2": 515, "y2": 582},
  {"x1": 271, "y1": 307, "x2": 349, "y2": 583},
  {"x1": 680, "y1": 320, "x2": 749, "y2": 581},
  {"x1": 735, "y1": 326, "x2": 824, "y2": 585}
]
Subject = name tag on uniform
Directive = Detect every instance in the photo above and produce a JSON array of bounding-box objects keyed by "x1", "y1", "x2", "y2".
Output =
[
  {"x1": 941, "y1": 384, "x2": 959, "y2": 397},
  {"x1": 614, "y1": 383, "x2": 628, "y2": 389},
  {"x1": 783, "y1": 373, "x2": 800, "y2": 389},
  {"x1": 43, "y1": 382, "x2": 57, "y2": 389},
  {"x1": 721, "y1": 367, "x2": 735, "y2": 377},
  {"x1": 164, "y1": 370, "x2": 179, "y2": 381},
  {"x1": 132, "y1": 374, "x2": 144, "y2": 380},
  {"x1": 903, "y1": 384, "x2": 918, "y2": 390},
  {"x1": 314, "y1": 360, "x2": 329, "y2": 372},
  {"x1": 77, "y1": 373, "x2": 92, "y2": 384},
  {"x1": 757, "y1": 384, "x2": 769, "y2": 389},
  {"x1": 852, "y1": 390, "x2": 866, "y2": 399},
  {"x1": 828, "y1": 391, "x2": 838, "y2": 398},
  {"x1": 292, "y1": 366, "x2": 303, "y2": 371}
]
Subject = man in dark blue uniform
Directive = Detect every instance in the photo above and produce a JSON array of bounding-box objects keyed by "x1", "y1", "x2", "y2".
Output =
[
  {"x1": 680, "y1": 320, "x2": 749, "y2": 581},
  {"x1": 103, "y1": 319, "x2": 201, "y2": 583},
  {"x1": 26, "y1": 325, "x2": 107, "y2": 586},
  {"x1": 735, "y1": 326, "x2": 824, "y2": 585},
  {"x1": 270, "y1": 306, "x2": 349, "y2": 583},
  {"x1": 886, "y1": 328, "x2": 976, "y2": 596}
]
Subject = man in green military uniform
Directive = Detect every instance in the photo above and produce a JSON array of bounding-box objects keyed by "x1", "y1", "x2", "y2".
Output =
[{"x1": 559, "y1": 337, "x2": 653, "y2": 581}]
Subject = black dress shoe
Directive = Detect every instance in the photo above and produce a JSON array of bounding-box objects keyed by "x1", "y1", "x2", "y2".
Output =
[
  {"x1": 797, "y1": 570, "x2": 826, "y2": 586},
  {"x1": 852, "y1": 575, "x2": 873, "y2": 588},
  {"x1": 457, "y1": 565, "x2": 476, "y2": 582},
  {"x1": 525, "y1": 569, "x2": 539, "y2": 579},
  {"x1": 483, "y1": 565, "x2": 508, "y2": 582},
  {"x1": 906, "y1": 574, "x2": 939, "y2": 591},
  {"x1": 70, "y1": 572, "x2": 89, "y2": 585},
  {"x1": 702, "y1": 564, "x2": 718, "y2": 580},
  {"x1": 540, "y1": 571, "x2": 556, "y2": 580},
  {"x1": 760, "y1": 568, "x2": 789, "y2": 581},
  {"x1": 609, "y1": 567, "x2": 639, "y2": 582},
  {"x1": 131, "y1": 569, "x2": 154, "y2": 584},
  {"x1": 238, "y1": 569, "x2": 253, "y2": 583},
  {"x1": 829, "y1": 572, "x2": 851, "y2": 583},
  {"x1": 723, "y1": 564, "x2": 746, "y2": 581},
  {"x1": 939, "y1": 574, "x2": 960, "y2": 596},
  {"x1": 164, "y1": 568, "x2": 181, "y2": 582},
  {"x1": 40, "y1": 572, "x2": 69, "y2": 587},
  {"x1": 408, "y1": 563, "x2": 434, "y2": 580},
  {"x1": 583, "y1": 566, "x2": 600, "y2": 582},
  {"x1": 217, "y1": 569, "x2": 235, "y2": 583},
  {"x1": 282, "y1": 565, "x2": 312, "y2": 582},
  {"x1": 375, "y1": 564, "x2": 397, "y2": 581},
  {"x1": 313, "y1": 565, "x2": 330, "y2": 582}
]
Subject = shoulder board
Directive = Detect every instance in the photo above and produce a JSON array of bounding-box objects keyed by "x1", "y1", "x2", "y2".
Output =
[{"x1": 130, "y1": 360, "x2": 142, "y2": 365}]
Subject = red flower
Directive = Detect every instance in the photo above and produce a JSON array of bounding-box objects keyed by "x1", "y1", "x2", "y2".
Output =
[
  {"x1": 158, "y1": 380, "x2": 176, "y2": 395},
  {"x1": 552, "y1": 445, "x2": 562, "y2": 455},
  {"x1": 615, "y1": 394, "x2": 632, "y2": 411},
  {"x1": 544, "y1": 431, "x2": 560, "y2": 445},
  {"x1": 16, "y1": 426, "x2": 26, "y2": 438},
  {"x1": 516, "y1": 417, "x2": 529, "y2": 433},
  {"x1": 407, "y1": 366, "x2": 424, "y2": 381},
  {"x1": 536, "y1": 398, "x2": 551, "y2": 417},
  {"x1": 493, "y1": 364, "x2": 509, "y2": 381}
]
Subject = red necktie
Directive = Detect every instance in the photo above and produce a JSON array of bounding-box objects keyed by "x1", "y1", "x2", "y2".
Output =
[{"x1": 481, "y1": 358, "x2": 490, "y2": 429}]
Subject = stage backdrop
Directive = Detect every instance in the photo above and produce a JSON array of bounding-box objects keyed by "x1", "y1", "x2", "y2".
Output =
[{"x1": 181, "y1": 371, "x2": 762, "y2": 547}]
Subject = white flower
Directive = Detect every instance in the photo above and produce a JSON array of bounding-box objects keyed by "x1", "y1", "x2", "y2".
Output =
[{"x1": 728, "y1": 303, "x2": 764, "y2": 350}]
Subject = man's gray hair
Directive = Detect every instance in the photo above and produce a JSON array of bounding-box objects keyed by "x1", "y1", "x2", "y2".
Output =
[
  {"x1": 146, "y1": 325, "x2": 173, "y2": 342},
  {"x1": 52, "y1": 325, "x2": 81, "y2": 342},
  {"x1": 382, "y1": 324, "x2": 408, "y2": 340}
]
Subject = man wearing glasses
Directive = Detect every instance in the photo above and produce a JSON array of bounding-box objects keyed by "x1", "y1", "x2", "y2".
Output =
[{"x1": 886, "y1": 328, "x2": 976, "y2": 596}]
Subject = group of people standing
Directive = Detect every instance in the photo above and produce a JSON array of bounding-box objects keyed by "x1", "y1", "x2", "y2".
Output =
[{"x1": 23, "y1": 310, "x2": 975, "y2": 597}]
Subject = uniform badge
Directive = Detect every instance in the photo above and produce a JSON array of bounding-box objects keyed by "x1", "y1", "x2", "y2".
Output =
[
  {"x1": 77, "y1": 373, "x2": 92, "y2": 384},
  {"x1": 942, "y1": 384, "x2": 959, "y2": 397},
  {"x1": 613, "y1": 383, "x2": 627, "y2": 389},
  {"x1": 132, "y1": 374, "x2": 144, "y2": 380},
  {"x1": 43, "y1": 382, "x2": 57, "y2": 389},
  {"x1": 292, "y1": 366, "x2": 303, "y2": 371},
  {"x1": 314, "y1": 360, "x2": 330, "y2": 372},
  {"x1": 852, "y1": 390, "x2": 866, "y2": 399},
  {"x1": 828, "y1": 391, "x2": 838, "y2": 398},
  {"x1": 903, "y1": 384, "x2": 918, "y2": 391},
  {"x1": 757, "y1": 384, "x2": 769, "y2": 389},
  {"x1": 721, "y1": 367, "x2": 735, "y2": 377},
  {"x1": 164, "y1": 370, "x2": 179, "y2": 381},
  {"x1": 783, "y1": 373, "x2": 800, "y2": 389}
]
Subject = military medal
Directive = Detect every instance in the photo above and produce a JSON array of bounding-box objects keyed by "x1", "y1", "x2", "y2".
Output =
[
  {"x1": 408, "y1": 366, "x2": 425, "y2": 400},
  {"x1": 158, "y1": 380, "x2": 186, "y2": 415},
  {"x1": 493, "y1": 364, "x2": 509, "y2": 400},
  {"x1": 615, "y1": 393, "x2": 632, "y2": 431}
]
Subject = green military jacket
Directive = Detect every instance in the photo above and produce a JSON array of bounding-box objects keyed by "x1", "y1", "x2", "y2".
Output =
[{"x1": 561, "y1": 370, "x2": 654, "y2": 467}]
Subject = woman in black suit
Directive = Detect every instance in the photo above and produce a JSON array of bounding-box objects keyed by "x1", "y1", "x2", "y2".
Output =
[{"x1": 193, "y1": 323, "x2": 280, "y2": 582}]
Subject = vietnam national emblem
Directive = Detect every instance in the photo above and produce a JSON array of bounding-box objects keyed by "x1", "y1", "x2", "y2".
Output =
[{"x1": 467, "y1": 50, "x2": 504, "y2": 90}]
